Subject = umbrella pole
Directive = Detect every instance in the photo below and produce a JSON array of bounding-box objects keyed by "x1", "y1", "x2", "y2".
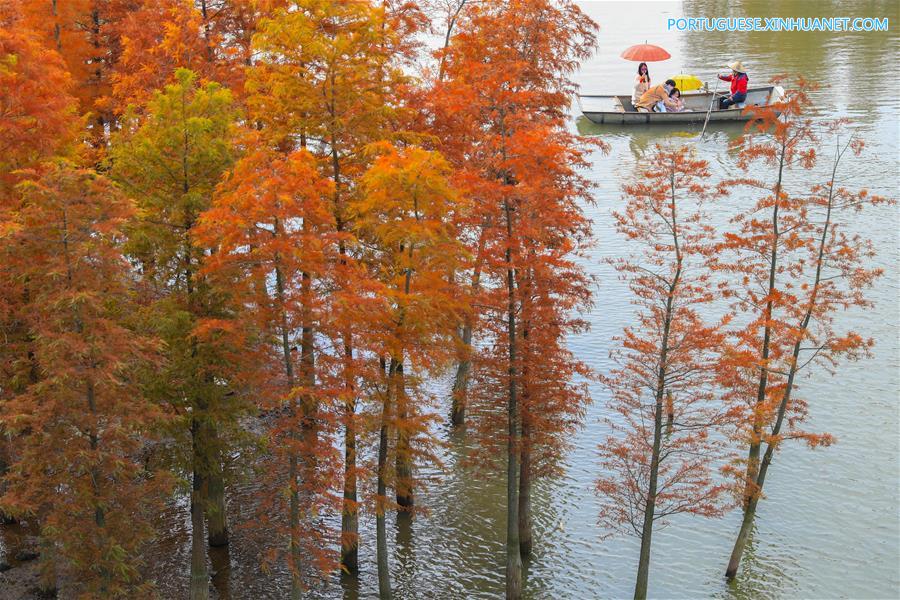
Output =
[{"x1": 699, "y1": 76, "x2": 721, "y2": 139}]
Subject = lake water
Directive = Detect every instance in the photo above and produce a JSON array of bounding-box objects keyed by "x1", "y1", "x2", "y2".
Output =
[{"x1": 2, "y1": 1, "x2": 897, "y2": 598}]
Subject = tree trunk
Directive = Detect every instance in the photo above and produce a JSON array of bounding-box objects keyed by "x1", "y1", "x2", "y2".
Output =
[
  {"x1": 729, "y1": 278, "x2": 809, "y2": 578},
  {"x1": 376, "y1": 359, "x2": 395, "y2": 599},
  {"x1": 395, "y1": 361, "x2": 413, "y2": 509},
  {"x1": 207, "y1": 473, "x2": 227, "y2": 547},
  {"x1": 743, "y1": 149, "x2": 785, "y2": 509},
  {"x1": 273, "y1": 260, "x2": 303, "y2": 600},
  {"x1": 340, "y1": 329, "x2": 358, "y2": 574},
  {"x1": 743, "y1": 440, "x2": 761, "y2": 509},
  {"x1": 37, "y1": 536, "x2": 57, "y2": 597},
  {"x1": 449, "y1": 323, "x2": 472, "y2": 427},
  {"x1": 341, "y1": 395, "x2": 359, "y2": 573},
  {"x1": 665, "y1": 390, "x2": 674, "y2": 435},
  {"x1": 729, "y1": 140, "x2": 840, "y2": 578},
  {"x1": 518, "y1": 420, "x2": 532, "y2": 560},
  {"x1": 190, "y1": 420, "x2": 209, "y2": 600},
  {"x1": 726, "y1": 493, "x2": 757, "y2": 579},
  {"x1": 503, "y1": 198, "x2": 523, "y2": 599},
  {"x1": 395, "y1": 240, "x2": 415, "y2": 509},
  {"x1": 633, "y1": 392, "x2": 664, "y2": 600},
  {"x1": 635, "y1": 186, "x2": 680, "y2": 600},
  {"x1": 206, "y1": 438, "x2": 228, "y2": 547},
  {"x1": 450, "y1": 226, "x2": 486, "y2": 428},
  {"x1": 289, "y1": 452, "x2": 302, "y2": 600}
]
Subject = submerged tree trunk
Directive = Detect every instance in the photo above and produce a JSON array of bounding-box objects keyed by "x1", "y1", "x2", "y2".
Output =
[
  {"x1": 190, "y1": 420, "x2": 209, "y2": 600},
  {"x1": 340, "y1": 329, "x2": 358, "y2": 575},
  {"x1": 728, "y1": 373, "x2": 791, "y2": 578},
  {"x1": 449, "y1": 322, "x2": 472, "y2": 427},
  {"x1": 450, "y1": 227, "x2": 486, "y2": 428},
  {"x1": 341, "y1": 392, "x2": 359, "y2": 573},
  {"x1": 273, "y1": 262, "x2": 303, "y2": 600},
  {"x1": 289, "y1": 450, "x2": 302, "y2": 600},
  {"x1": 633, "y1": 390, "x2": 664, "y2": 600},
  {"x1": 206, "y1": 428, "x2": 228, "y2": 547},
  {"x1": 37, "y1": 536, "x2": 57, "y2": 597},
  {"x1": 518, "y1": 420, "x2": 532, "y2": 560},
  {"x1": 376, "y1": 359, "x2": 396, "y2": 599},
  {"x1": 635, "y1": 186, "x2": 681, "y2": 600},
  {"x1": 503, "y1": 197, "x2": 523, "y2": 599},
  {"x1": 518, "y1": 300, "x2": 533, "y2": 561},
  {"x1": 339, "y1": 279, "x2": 358, "y2": 573},
  {"x1": 395, "y1": 361, "x2": 413, "y2": 509},
  {"x1": 395, "y1": 242, "x2": 415, "y2": 509},
  {"x1": 297, "y1": 277, "x2": 318, "y2": 597},
  {"x1": 207, "y1": 471, "x2": 228, "y2": 547},
  {"x1": 729, "y1": 140, "x2": 841, "y2": 579}
]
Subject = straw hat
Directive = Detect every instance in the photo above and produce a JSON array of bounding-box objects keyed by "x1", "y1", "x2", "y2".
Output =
[{"x1": 727, "y1": 60, "x2": 746, "y2": 73}]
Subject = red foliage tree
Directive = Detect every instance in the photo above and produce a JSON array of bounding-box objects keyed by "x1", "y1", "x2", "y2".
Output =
[
  {"x1": 0, "y1": 2, "x2": 80, "y2": 557},
  {"x1": 596, "y1": 146, "x2": 729, "y2": 600},
  {"x1": 429, "y1": 1, "x2": 601, "y2": 595},
  {"x1": 717, "y1": 84, "x2": 889, "y2": 577},
  {"x1": 111, "y1": 0, "x2": 270, "y2": 112},
  {"x1": 19, "y1": 0, "x2": 128, "y2": 150},
  {"x1": 195, "y1": 141, "x2": 344, "y2": 597},
  {"x1": 0, "y1": 2, "x2": 77, "y2": 183}
]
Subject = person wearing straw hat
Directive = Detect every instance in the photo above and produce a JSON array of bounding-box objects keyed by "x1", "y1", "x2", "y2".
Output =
[{"x1": 717, "y1": 60, "x2": 749, "y2": 109}]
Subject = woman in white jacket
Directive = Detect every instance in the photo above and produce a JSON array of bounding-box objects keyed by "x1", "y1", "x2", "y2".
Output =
[{"x1": 632, "y1": 62, "x2": 651, "y2": 106}]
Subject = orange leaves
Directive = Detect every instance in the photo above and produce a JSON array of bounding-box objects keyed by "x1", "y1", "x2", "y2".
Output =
[
  {"x1": 713, "y1": 93, "x2": 890, "y2": 512},
  {"x1": 599, "y1": 147, "x2": 728, "y2": 533},
  {"x1": 356, "y1": 142, "x2": 467, "y2": 365},
  {"x1": 0, "y1": 8, "x2": 77, "y2": 179},
  {"x1": 431, "y1": 2, "x2": 600, "y2": 485}
]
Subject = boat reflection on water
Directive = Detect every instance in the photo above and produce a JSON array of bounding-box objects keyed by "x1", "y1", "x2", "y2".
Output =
[{"x1": 575, "y1": 114, "x2": 747, "y2": 160}]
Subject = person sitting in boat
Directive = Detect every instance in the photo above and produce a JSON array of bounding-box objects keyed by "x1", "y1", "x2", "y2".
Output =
[
  {"x1": 632, "y1": 62, "x2": 651, "y2": 107},
  {"x1": 635, "y1": 79, "x2": 676, "y2": 113},
  {"x1": 718, "y1": 61, "x2": 749, "y2": 109},
  {"x1": 664, "y1": 87, "x2": 687, "y2": 112}
]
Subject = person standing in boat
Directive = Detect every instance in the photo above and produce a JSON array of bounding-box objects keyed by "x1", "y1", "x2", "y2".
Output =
[
  {"x1": 632, "y1": 62, "x2": 651, "y2": 107},
  {"x1": 718, "y1": 61, "x2": 749, "y2": 109},
  {"x1": 635, "y1": 79, "x2": 676, "y2": 112}
]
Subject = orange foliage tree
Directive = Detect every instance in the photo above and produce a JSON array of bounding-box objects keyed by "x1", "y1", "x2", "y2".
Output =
[
  {"x1": 717, "y1": 83, "x2": 889, "y2": 578},
  {"x1": 0, "y1": 0, "x2": 79, "y2": 553},
  {"x1": 596, "y1": 146, "x2": 728, "y2": 600},
  {"x1": 353, "y1": 142, "x2": 467, "y2": 596},
  {"x1": 18, "y1": 0, "x2": 128, "y2": 150},
  {"x1": 0, "y1": 163, "x2": 172, "y2": 597},
  {"x1": 195, "y1": 141, "x2": 344, "y2": 597},
  {"x1": 0, "y1": 2, "x2": 77, "y2": 183},
  {"x1": 429, "y1": 1, "x2": 601, "y2": 595},
  {"x1": 248, "y1": 0, "x2": 425, "y2": 574}
]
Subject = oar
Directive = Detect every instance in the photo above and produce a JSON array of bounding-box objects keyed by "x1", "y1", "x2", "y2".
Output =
[{"x1": 699, "y1": 76, "x2": 721, "y2": 140}]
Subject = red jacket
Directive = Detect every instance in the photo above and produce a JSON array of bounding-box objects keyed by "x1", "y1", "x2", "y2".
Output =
[{"x1": 718, "y1": 72, "x2": 748, "y2": 96}]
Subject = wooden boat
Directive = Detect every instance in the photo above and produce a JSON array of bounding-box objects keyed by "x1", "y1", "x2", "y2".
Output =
[{"x1": 577, "y1": 86, "x2": 784, "y2": 125}]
